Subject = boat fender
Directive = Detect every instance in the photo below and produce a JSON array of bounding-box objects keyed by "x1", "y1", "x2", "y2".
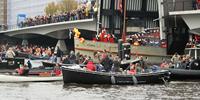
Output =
[
  {"x1": 111, "y1": 76, "x2": 116, "y2": 84},
  {"x1": 132, "y1": 76, "x2": 138, "y2": 85}
]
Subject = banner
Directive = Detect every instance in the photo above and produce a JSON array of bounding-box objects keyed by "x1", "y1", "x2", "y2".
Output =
[{"x1": 17, "y1": 14, "x2": 26, "y2": 27}]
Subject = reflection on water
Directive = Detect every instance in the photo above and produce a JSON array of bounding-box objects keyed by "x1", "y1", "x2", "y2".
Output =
[{"x1": 0, "y1": 81, "x2": 200, "y2": 100}]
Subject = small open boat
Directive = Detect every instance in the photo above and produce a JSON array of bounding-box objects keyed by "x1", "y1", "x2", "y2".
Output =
[
  {"x1": 168, "y1": 59, "x2": 200, "y2": 80},
  {"x1": 62, "y1": 65, "x2": 170, "y2": 85},
  {"x1": 168, "y1": 48, "x2": 200, "y2": 80},
  {"x1": 0, "y1": 74, "x2": 62, "y2": 83},
  {"x1": 168, "y1": 68, "x2": 200, "y2": 80}
]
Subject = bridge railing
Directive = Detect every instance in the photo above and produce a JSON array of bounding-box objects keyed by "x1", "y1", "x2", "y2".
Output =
[
  {"x1": 0, "y1": 18, "x2": 95, "y2": 32},
  {"x1": 164, "y1": 1, "x2": 199, "y2": 12}
]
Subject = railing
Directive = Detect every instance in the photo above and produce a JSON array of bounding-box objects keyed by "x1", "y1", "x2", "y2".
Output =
[
  {"x1": 164, "y1": 1, "x2": 198, "y2": 12},
  {"x1": 0, "y1": 24, "x2": 27, "y2": 31},
  {"x1": 0, "y1": 17, "x2": 95, "y2": 32},
  {"x1": 0, "y1": 10, "x2": 97, "y2": 32}
]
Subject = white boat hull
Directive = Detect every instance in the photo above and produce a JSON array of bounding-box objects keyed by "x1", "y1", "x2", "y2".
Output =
[{"x1": 0, "y1": 74, "x2": 63, "y2": 83}]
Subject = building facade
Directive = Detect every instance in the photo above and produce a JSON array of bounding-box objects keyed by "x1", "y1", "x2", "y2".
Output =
[
  {"x1": 7, "y1": 0, "x2": 62, "y2": 29},
  {"x1": 162, "y1": 0, "x2": 193, "y2": 54},
  {"x1": 0, "y1": 0, "x2": 7, "y2": 30},
  {"x1": 99, "y1": 0, "x2": 159, "y2": 39}
]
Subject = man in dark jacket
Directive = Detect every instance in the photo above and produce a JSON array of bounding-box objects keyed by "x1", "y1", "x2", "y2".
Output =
[
  {"x1": 101, "y1": 55, "x2": 113, "y2": 72},
  {"x1": 56, "y1": 46, "x2": 63, "y2": 63}
]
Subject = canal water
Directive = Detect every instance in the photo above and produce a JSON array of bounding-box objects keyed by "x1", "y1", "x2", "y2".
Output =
[{"x1": 0, "y1": 81, "x2": 200, "y2": 100}]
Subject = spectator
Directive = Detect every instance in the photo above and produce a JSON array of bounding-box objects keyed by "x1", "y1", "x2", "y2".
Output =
[{"x1": 56, "y1": 46, "x2": 63, "y2": 63}]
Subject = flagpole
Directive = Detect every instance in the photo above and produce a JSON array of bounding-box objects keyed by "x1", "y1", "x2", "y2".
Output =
[{"x1": 122, "y1": 0, "x2": 127, "y2": 43}]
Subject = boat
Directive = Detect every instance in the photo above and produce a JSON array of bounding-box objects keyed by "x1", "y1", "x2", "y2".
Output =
[
  {"x1": 62, "y1": 65, "x2": 170, "y2": 85},
  {"x1": 0, "y1": 57, "x2": 25, "y2": 69},
  {"x1": 42, "y1": 61, "x2": 57, "y2": 68},
  {"x1": 168, "y1": 48, "x2": 200, "y2": 80},
  {"x1": 16, "y1": 51, "x2": 49, "y2": 60},
  {"x1": 0, "y1": 74, "x2": 62, "y2": 83},
  {"x1": 42, "y1": 61, "x2": 75, "y2": 68},
  {"x1": 74, "y1": 38, "x2": 171, "y2": 65},
  {"x1": 0, "y1": 64, "x2": 63, "y2": 83},
  {"x1": 168, "y1": 68, "x2": 200, "y2": 80}
]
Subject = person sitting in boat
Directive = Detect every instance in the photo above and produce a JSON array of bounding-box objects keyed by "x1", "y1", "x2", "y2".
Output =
[
  {"x1": 62, "y1": 55, "x2": 70, "y2": 64},
  {"x1": 180, "y1": 55, "x2": 191, "y2": 69},
  {"x1": 111, "y1": 55, "x2": 122, "y2": 72},
  {"x1": 135, "y1": 63, "x2": 143, "y2": 74},
  {"x1": 171, "y1": 53, "x2": 182, "y2": 68},
  {"x1": 15, "y1": 64, "x2": 30, "y2": 76},
  {"x1": 5, "y1": 47, "x2": 16, "y2": 59},
  {"x1": 160, "y1": 60, "x2": 169, "y2": 69},
  {"x1": 69, "y1": 50, "x2": 76, "y2": 64},
  {"x1": 52, "y1": 64, "x2": 62, "y2": 76},
  {"x1": 86, "y1": 60, "x2": 96, "y2": 71},
  {"x1": 128, "y1": 63, "x2": 137, "y2": 75},
  {"x1": 82, "y1": 55, "x2": 91, "y2": 65},
  {"x1": 94, "y1": 52, "x2": 105, "y2": 72},
  {"x1": 5, "y1": 47, "x2": 16, "y2": 65},
  {"x1": 75, "y1": 52, "x2": 80, "y2": 64},
  {"x1": 138, "y1": 56, "x2": 148, "y2": 72},
  {"x1": 94, "y1": 51, "x2": 101, "y2": 63},
  {"x1": 100, "y1": 54, "x2": 113, "y2": 72},
  {"x1": 171, "y1": 53, "x2": 181, "y2": 64},
  {"x1": 49, "y1": 53, "x2": 56, "y2": 63}
]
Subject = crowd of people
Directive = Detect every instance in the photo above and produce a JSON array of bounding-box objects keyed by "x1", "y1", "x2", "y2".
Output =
[
  {"x1": 0, "y1": 44, "x2": 55, "y2": 58},
  {"x1": 130, "y1": 32, "x2": 162, "y2": 47},
  {"x1": 58, "y1": 49, "x2": 150, "y2": 75},
  {"x1": 160, "y1": 53, "x2": 194, "y2": 70},
  {"x1": 94, "y1": 28, "x2": 166, "y2": 48},
  {"x1": 0, "y1": 42, "x2": 65, "y2": 76},
  {"x1": 18, "y1": 1, "x2": 98, "y2": 28},
  {"x1": 0, "y1": 41, "x2": 196, "y2": 76}
]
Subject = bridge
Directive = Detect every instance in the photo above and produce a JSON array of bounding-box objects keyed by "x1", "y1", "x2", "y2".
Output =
[
  {"x1": 0, "y1": 18, "x2": 97, "y2": 39},
  {"x1": 0, "y1": 18, "x2": 97, "y2": 52},
  {"x1": 169, "y1": 10, "x2": 200, "y2": 35}
]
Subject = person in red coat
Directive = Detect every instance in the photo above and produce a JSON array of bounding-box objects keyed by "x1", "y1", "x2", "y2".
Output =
[
  {"x1": 99, "y1": 29, "x2": 106, "y2": 42},
  {"x1": 52, "y1": 64, "x2": 62, "y2": 76},
  {"x1": 109, "y1": 34, "x2": 115, "y2": 43},
  {"x1": 128, "y1": 63, "x2": 137, "y2": 75},
  {"x1": 86, "y1": 60, "x2": 96, "y2": 71}
]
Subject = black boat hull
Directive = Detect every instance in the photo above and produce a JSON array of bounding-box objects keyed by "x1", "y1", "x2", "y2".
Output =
[
  {"x1": 169, "y1": 68, "x2": 200, "y2": 80},
  {"x1": 62, "y1": 67, "x2": 170, "y2": 85}
]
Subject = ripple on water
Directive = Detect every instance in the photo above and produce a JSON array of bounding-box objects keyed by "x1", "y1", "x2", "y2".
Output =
[{"x1": 0, "y1": 81, "x2": 200, "y2": 100}]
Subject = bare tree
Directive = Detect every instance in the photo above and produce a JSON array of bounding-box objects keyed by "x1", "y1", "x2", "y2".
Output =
[
  {"x1": 45, "y1": 0, "x2": 78, "y2": 15},
  {"x1": 44, "y1": 2, "x2": 59, "y2": 15}
]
